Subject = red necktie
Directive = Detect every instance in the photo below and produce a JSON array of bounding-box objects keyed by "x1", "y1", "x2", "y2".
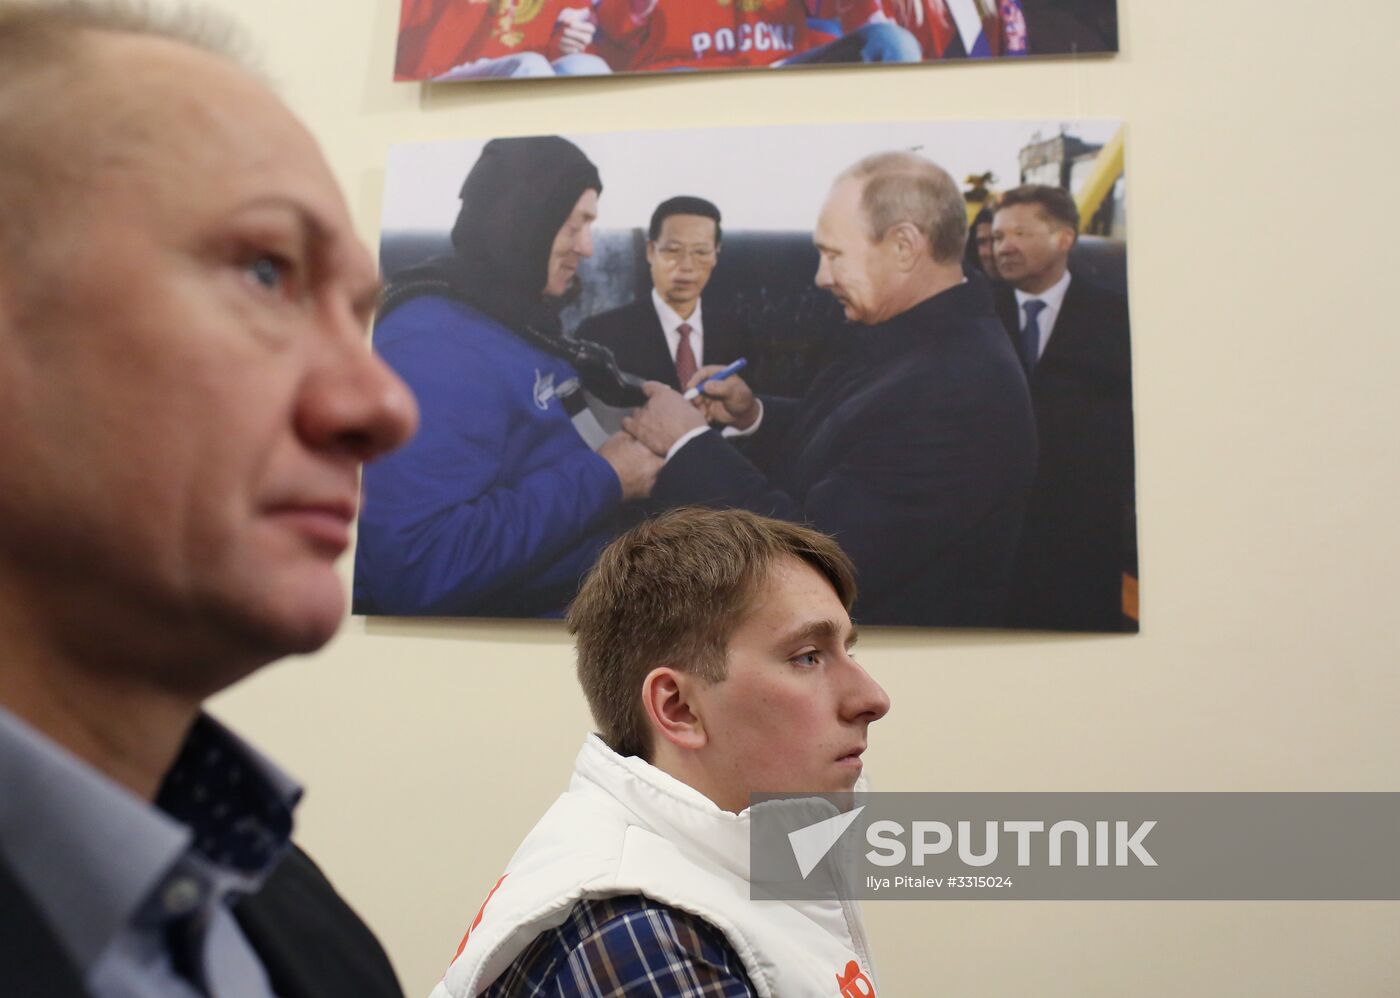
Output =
[{"x1": 674, "y1": 323, "x2": 697, "y2": 389}]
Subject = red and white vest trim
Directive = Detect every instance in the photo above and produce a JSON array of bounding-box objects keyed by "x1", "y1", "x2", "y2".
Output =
[{"x1": 431, "y1": 735, "x2": 879, "y2": 997}]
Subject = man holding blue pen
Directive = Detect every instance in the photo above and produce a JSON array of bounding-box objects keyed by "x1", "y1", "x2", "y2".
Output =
[
  {"x1": 682, "y1": 358, "x2": 748, "y2": 401},
  {"x1": 623, "y1": 151, "x2": 1038, "y2": 628}
]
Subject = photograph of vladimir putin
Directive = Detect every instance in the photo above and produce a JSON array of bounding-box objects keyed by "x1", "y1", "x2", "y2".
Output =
[
  {"x1": 368, "y1": 121, "x2": 1135, "y2": 633},
  {"x1": 625, "y1": 152, "x2": 1038, "y2": 628}
]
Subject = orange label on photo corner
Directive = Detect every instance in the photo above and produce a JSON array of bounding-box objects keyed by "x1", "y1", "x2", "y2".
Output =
[
  {"x1": 452, "y1": 874, "x2": 509, "y2": 962},
  {"x1": 837, "y1": 960, "x2": 876, "y2": 997}
]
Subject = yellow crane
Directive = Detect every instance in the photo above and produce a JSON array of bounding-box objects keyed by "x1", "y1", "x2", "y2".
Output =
[{"x1": 965, "y1": 125, "x2": 1125, "y2": 233}]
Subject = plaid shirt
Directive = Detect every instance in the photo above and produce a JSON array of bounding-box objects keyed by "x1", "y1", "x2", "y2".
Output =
[{"x1": 481, "y1": 894, "x2": 758, "y2": 997}]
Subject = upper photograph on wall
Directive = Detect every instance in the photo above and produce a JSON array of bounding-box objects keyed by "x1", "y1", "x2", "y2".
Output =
[
  {"x1": 355, "y1": 118, "x2": 1137, "y2": 633},
  {"x1": 393, "y1": 0, "x2": 1119, "y2": 83}
]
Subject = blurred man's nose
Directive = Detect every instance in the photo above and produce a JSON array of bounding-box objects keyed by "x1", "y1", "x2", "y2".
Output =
[{"x1": 298, "y1": 324, "x2": 419, "y2": 462}]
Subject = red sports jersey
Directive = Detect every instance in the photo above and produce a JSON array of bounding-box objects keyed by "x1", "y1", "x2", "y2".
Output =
[
  {"x1": 396, "y1": 0, "x2": 592, "y2": 80},
  {"x1": 880, "y1": 0, "x2": 1026, "y2": 58},
  {"x1": 803, "y1": 0, "x2": 886, "y2": 45},
  {"x1": 597, "y1": 0, "x2": 826, "y2": 72},
  {"x1": 880, "y1": 0, "x2": 959, "y2": 57},
  {"x1": 805, "y1": 0, "x2": 886, "y2": 27}
]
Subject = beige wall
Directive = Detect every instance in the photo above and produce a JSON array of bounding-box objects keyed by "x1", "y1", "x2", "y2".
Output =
[{"x1": 205, "y1": 1, "x2": 1400, "y2": 994}]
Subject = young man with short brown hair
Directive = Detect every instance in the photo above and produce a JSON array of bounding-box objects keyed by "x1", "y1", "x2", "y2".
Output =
[{"x1": 436, "y1": 507, "x2": 889, "y2": 998}]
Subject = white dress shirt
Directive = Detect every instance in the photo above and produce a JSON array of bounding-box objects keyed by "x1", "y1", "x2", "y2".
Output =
[
  {"x1": 1013, "y1": 269, "x2": 1072, "y2": 362},
  {"x1": 651, "y1": 288, "x2": 704, "y2": 368}
]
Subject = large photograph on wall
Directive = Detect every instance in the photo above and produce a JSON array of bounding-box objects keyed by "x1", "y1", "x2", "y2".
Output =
[
  {"x1": 355, "y1": 118, "x2": 1137, "y2": 633},
  {"x1": 394, "y1": 1, "x2": 1119, "y2": 83}
]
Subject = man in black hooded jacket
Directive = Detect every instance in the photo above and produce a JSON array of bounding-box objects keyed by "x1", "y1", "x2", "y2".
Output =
[{"x1": 355, "y1": 136, "x2": 662, "y2": 618}]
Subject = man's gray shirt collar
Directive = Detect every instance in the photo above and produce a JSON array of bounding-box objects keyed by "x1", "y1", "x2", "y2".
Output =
[{"x1": 0, "y1": 705, "x2": 301, "y2": 993}]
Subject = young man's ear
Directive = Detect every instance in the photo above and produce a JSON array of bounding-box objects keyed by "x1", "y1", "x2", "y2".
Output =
[{"x1": 641, "y1": 666, "x2": 707, "y2": 752}]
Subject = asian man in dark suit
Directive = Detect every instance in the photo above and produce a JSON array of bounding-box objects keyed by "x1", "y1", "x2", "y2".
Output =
[
  {"x1": 575, "y1": 196, "x2": 750, "y2": 391},
  {"x1": 0, "y1": 3, "x2": 418, "y2": 994},
  {"x1": 992, "y1": 184, "x2": 1136, "y2": 632}
]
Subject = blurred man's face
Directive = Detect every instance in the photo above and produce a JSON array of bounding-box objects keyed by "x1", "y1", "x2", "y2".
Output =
[
  {"x1": 544, "y1": 188, "x2": 599, "y2": 297},
  {"x1": 0, "y1": 33, "x2": 418, "y2": 685},
  {"x1": 646, "y1": 213, "x2": 719, "y2": 316},
  {"x1": 814, "y1": 178, "x2": 902, "y2": 325},
  {"x1": 993, "y1": 203, "x2": 1074, "y2": 294},
  {"x1": 688, "y1": 556, "x2": 890, "y2": 813},
  {"x1": 975, "y1": 220, "x2": 999, "y2": 278}
]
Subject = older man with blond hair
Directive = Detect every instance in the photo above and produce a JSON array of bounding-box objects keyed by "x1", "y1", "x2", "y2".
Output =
[
  {"x1": 625, "y1": 151, "x2": 1038, "y2": 628},
  {"x1": 0, "y1": 2, "x2": 416, "y2": 995}
]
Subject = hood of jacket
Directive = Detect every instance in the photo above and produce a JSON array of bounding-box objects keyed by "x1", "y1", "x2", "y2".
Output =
[{"x1": 445, "y1": 134, "x2": 602, "y2": 333}]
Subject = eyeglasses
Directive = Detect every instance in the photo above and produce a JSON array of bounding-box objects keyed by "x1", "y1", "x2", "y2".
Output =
[{"x1": 656, "y1": 243, "x2": 717, "y2": 265}]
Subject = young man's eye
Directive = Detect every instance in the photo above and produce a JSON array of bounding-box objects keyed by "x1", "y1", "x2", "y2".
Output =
[{"x1": 792, "y1": 651, "x2": 821, "y2": 668}]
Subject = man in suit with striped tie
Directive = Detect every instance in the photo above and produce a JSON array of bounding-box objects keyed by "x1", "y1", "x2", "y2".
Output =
[{"x1": 992, "y1": 184, "x2": 1136, "y2": 632}]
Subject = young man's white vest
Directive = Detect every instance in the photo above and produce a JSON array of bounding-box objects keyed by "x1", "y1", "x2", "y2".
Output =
[{"x1": 432, "y1": 736, "x2": 879, "y2": 998}]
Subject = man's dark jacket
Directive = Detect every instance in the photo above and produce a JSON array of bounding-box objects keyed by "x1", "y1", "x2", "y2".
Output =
[
  {"x1": 0, "y1": 845, "x2": 402, "y2": 997},
  {"x1": 574, "y1": 296, "x2": 751, "y2": 391},
  {"x1": 653, "y1": 278, "x2": 1037, "y2": 627},
  {"x1": 995, "y1": 277, "x2": 1135, "y2": 631}
]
